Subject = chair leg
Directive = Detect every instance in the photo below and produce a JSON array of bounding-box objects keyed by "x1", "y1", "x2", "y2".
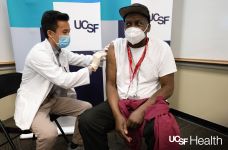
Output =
[
  {"x1": 54, "y1": 119, "x2": 69, "y2": 144},
  {"x1": 0, "y1": 120, "x2": 17, "y2": 150},
  {"x1": 32, "y1": 133, "x2": 36, "y2": 140}
]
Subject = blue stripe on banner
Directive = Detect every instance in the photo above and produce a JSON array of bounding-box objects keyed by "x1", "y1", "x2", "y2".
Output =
[
  {"x1": 7, "y1": 0, "x2": 100, "y2": 27},
  {"x1": 101, "y1": 0, "x2": 131, "y2": 20},
  {"x1": 70, "y1": 51, "x2": 104, "y2": 106},
  {"x1": 118, "y1": 20, "x2": 125, "y2": 38}
]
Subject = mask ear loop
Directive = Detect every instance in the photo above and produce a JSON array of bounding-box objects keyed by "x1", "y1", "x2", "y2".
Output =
[
  {"x1": 143, "y1": 24, "x2": 149, "y2": 34},
  {"x1": 143, "y1": 24, "x2": 149, "y2": 32},
  {"x1": 50, "y1": 36, "x2": 62, "y2": 52},
  {"x1": 50, "y1": 36, "x2": 59, "y2": 45},
  {"x1": 48, "y1": 30, "x2": 59, "y2": 46}
]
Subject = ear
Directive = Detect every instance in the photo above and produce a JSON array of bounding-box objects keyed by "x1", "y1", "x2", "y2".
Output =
[{"x1": 47, "y1": 30, "x2": 54, "y2": 38}]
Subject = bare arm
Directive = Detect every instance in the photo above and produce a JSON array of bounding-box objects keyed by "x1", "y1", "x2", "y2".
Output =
[
  {"x1": 106, "y1": 43, "x2": 132, "y2": 142},
  {"x1": 126, "y1": 73, "x2": 175, "y2": 129},
  {"x1": 139, "y1": 73, "x2": 174, "y2": 111},
  {"x1": 106, "y1": 43, "x2": 122, "y2": 118}
]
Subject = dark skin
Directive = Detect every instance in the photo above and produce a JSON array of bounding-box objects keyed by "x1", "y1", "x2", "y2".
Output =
[{"x1": 106, "y1": 13, "x2": 175, "y2": 142}]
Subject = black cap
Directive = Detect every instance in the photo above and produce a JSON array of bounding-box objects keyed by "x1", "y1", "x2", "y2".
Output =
[{"x1": 119, "y1": 3, "x2": 150, "y2": 22}]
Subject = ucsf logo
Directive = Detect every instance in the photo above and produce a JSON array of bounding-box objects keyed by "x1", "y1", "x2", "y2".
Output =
[
  {"x1": 169, "y1": 136, "x2": 188, "y2": 145},
  {"x1": 74, "y1": 20, "x2": 99, "y2": 33},
  {"x1": 151, "y1": 13, "x2": 170, "y2": 25}
]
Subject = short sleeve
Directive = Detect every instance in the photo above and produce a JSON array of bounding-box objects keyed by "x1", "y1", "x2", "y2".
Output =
[{"x1": 158, "y1": 42, "x2": 177, "y2": 77}]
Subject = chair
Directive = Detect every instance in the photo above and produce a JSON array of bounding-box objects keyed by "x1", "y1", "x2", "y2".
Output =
[{"x1": 0, "y1": 73, "x2": 69, "y2": 150}]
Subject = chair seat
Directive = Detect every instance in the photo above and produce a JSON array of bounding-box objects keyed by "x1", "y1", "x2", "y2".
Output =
[
  {"x1": 50, "y1": 114, "x2": 61, "y2": 121},
  {"x1": 0, "y1": 73, "x2": 69, "y2": 149}
]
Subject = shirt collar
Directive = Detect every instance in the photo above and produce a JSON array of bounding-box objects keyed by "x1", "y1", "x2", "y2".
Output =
[
  {"x1": 46, "y1": 39, "x2": 61, "y2": 56},
  {"x1": 53, "y1": 46, "x2": 61, "y2": 56}
]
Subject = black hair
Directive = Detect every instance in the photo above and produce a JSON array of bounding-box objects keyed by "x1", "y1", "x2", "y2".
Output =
[{"x1": 41, "y1": 10, "x2": 69, "y2": 38}]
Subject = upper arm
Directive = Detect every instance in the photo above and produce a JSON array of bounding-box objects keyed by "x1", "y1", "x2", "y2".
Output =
[
  {"x1": 159, "y1": 73, "x2": 174, "y2": 92},
  {"x1": 157, "y1": 42, "x2": 176, "y2": 91},
  {"x1": 106, "y1": 43, "x2": 116, "y2": 87},
  {"x1": 29, "y1": 50, "x2": 90, "y2": 89},
  {"x1": 106, "y1": 43, "x2": 121, "y2": 115}
]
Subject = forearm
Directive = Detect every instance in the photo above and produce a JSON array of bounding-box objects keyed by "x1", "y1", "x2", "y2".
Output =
[
  {"x1": 68, "y1": 51, "x2": 93, "y2": 67},
  {"x1": 107, "y1": 83, "x2": 122, "y2": 119},
  {"x1": 139, "y1": 85, "x2": 173, "y2": 112}
]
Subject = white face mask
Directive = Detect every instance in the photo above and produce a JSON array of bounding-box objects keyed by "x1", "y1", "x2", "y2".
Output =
[{"x1": 125, "y1": 25, "x2": 148, "y2": 45}]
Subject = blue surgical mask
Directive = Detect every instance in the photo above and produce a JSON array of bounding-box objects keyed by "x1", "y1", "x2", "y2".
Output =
[{"x1": 57, "y1": 35, "x2": 70, "y2": 48}]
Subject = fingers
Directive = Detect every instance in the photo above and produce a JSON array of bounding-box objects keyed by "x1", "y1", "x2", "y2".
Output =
[
  {"x1": 91, "y1": 51, "x2": 107, "y2": 70},
  {"x1": 99, "y1": 51, "x2": 107, "y2": 56},
  {"x1": 123, "y1": 122, "x2": 128, "y2": 135},
  {"x1": 104, "y1": 43, "x2": 110, "y2": 51},
  {"x1": 120, "y1": 124, "x2": 132, "y2": 143},
  {"x1": 116, "y1": 121, "x2": 132, "y2": 143},
  {"x1": 101, "y1": 57, "x2": 106, "y2": 61},
  {"x1": 89, "y1": 64, "x2": 98, "y2": 71},
  {"x1": 121, "y1": 130, "x2": 132, "y2": 143},
  {"x1": 127, "y1": 119, "x2": 139, "y2": 130}
]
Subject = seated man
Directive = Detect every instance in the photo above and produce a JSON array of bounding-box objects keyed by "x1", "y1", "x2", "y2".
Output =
[
  {"x1": 79, "y1": 3, "x2": 180, "y2": 150},
  {"x1": 14, "y1": 10, "x2": 106, "y2": 150}
]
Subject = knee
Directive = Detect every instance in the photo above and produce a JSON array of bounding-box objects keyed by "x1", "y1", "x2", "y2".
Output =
[
  {"x1": 85, "y1": 102, "x2": 93, "y2": 109},
  {"x1": 78, "y1": 110, "x2": 93, "y2": 129},
  {"x1": 38, "y1": 126, "x2": 58, "y2": 141},
  {"x1": 82, "y1": 102, "x2": 93, "y2": 111}
]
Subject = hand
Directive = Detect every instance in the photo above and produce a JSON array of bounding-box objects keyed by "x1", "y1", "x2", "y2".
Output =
[
  {"x1": 104, "y1": 43, "x2": 110, "y2": 51},
  {"x1": 87, "y1": 65, "x2": 94, "y2": 74},
  {"x1": 115, "y1": 114, "x2": 132, "y2": 143},
  {"x1": 90, "y1": 51, "x2": 107, "y2": 70},
  {"x1": 100, "y1": 44, "x2": 110, "y2": 62},
  {"x1": 127, "y1": 108, "x2": 145, "y2": 129}
]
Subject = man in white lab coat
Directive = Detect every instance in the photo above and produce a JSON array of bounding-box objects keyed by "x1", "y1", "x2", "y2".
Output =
[{"x1": 14, "y1": 10, "x2": 106, "y2": 150}]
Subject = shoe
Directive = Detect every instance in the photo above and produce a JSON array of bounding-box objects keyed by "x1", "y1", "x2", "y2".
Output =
[{"x1": 68, "y1": 142, "x2": 84, "y2": 150}]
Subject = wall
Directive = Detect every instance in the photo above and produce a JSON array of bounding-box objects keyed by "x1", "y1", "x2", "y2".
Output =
[
  {"x1": 0, "y1": 69, "x2": 16, "y2": 120},
  {"x1": 0, "y1": 0, "x2": 16, "y2": 120},
  {"x1": 170, "y1": 0, "x2": 228, "y2": 127},
  {"x1": 170, "y1": 65, "x2": 228, "y2": 127},
  {"x1": 0, "y1": 0, "x2": 14, "y2": 64},
  {"x1": 0, "y1": 0, "x2": 15, "y2": 120},
  {"x1": 171, "y1": 0, "x2": 228, "y2": 63}
]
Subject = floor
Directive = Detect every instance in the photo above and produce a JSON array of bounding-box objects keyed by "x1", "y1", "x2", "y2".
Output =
[{"x1": 0, "y1": 117, "x2": 228, "y2": 150}]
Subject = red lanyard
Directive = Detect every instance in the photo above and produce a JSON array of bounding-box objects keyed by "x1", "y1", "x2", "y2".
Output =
[{"x1": 127, "y1": 38, "x2": 148, "y2": 82}]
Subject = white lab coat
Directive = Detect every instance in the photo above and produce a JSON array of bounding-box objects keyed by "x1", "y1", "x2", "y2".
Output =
[{"x1": 14, "y1": 39, "x2": 93, "y2": 130}]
